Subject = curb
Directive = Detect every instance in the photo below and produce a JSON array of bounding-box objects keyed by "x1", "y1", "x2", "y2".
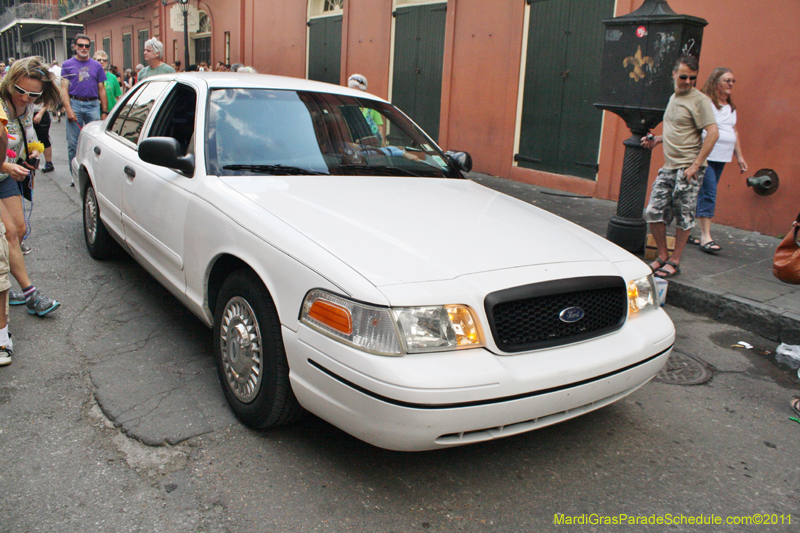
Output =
[{"x1": 666, "y1": 280, "x2": 800, "y2": 345}]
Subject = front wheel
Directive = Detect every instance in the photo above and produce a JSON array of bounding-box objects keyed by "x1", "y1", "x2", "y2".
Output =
[
  {"x1": 83, "y1": 183, "x2": 113, "y2": 260},
  {"x1": 213, "y1": 269, "x2": 304, "y2": 428}
]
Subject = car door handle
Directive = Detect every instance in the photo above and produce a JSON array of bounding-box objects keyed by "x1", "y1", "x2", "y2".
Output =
[
  {"x1": 94, "y1": 146, "x2": 101, "y2": 155},
  {"x1": 124, "y1": 166, "x2": 136, "y2": 178}
]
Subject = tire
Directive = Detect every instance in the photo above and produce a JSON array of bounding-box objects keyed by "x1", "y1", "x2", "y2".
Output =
[
  {"x1": 83, "y1": 184, "x2": 113, "y2": 260},
  {"x1": 213, "y1": 269, "x2": 304, "y2": 429}
]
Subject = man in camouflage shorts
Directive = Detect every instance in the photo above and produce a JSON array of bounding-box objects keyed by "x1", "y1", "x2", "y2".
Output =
[{"x1": 641, "y1": 55, "x2": 718, "y2": 278}]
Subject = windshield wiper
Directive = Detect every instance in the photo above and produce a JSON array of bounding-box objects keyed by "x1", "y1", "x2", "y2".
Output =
[
  {"x1": 223, "y1": 164, "x2": 328, "y2": 175},
  {"x1": 337, "y1": 164, "x2": 423, "y2": 177}
]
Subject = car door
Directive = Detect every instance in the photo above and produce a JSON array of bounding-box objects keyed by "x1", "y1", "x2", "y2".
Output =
[
  {"x1": 93, "y1": 83, "x2": 167, "y2": 241},
  {"x1": 121, "y1": 82, "x2": 199, "y2": 294}
]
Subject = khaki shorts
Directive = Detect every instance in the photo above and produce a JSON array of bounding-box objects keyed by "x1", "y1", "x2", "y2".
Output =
[
  {"x1": 643, "y1": 167, "x2": 705, "y2": 231},
  {"x1": 0, "y1": 221, "x2": 10, "y2": 317}
]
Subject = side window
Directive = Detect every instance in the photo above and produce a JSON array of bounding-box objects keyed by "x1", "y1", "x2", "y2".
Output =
[
  {"x1": 113, "y1": 82, "x2": 169, "y2": 145},
  {"x1": 108, "y1": 84, "x2": 145, "y2": 135},
  {"x1": 148, "y1": 84, "x2": 197, "y2": 156}
]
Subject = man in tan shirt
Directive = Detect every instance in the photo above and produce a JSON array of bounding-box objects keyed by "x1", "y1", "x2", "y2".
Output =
[{"x1": 641, "y1": 55, "x2": 719, "y2": 278}]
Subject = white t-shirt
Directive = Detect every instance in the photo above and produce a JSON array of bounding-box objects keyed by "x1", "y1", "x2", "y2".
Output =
[{"x1": 704, "y1": 104, "x2": 737, "y2": 163}]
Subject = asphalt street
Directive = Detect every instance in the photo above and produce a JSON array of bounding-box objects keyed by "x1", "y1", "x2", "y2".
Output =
[{"x1": 0, "y1": 119, "x2": 797, "y2": 532}]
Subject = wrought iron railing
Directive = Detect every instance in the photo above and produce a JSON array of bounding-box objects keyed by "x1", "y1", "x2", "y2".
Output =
[
  {"x1": 0, "y1": 2, "x2": 60, "y2": 28},
  {"x1": 59, "y1": 0, "x2": 100, "y2": 17}
]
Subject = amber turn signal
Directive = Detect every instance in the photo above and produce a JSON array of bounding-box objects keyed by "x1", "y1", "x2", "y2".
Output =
[{"x1": 307, "y1": 300, "x2": 352, "y2": 335}]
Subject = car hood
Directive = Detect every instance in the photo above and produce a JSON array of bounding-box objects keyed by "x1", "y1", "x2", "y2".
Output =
[{"x1": 219, "y1": 176, "x2": 633, "y2": 287}]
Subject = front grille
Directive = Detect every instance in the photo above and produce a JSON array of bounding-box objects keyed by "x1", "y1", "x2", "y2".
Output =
[{"x1": 485, "y1": 276, "x2": 627, "y2": 352}]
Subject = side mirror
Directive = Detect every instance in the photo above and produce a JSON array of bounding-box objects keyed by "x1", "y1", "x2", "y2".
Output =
[
  {"x1": 139, "y1": 137, "x2": 195, "y2": 176},
  {"x1": 445, "y1": 150, "x2": 473, "y2": 173}
]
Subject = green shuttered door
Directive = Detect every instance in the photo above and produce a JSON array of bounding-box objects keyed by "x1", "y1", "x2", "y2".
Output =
[
  {"x1": 392, "y1": 3, "x2": 446, "y2": 142},
  {"x1": 518, "y1": 0, "x2": 614, "y2": 180},
  {"x1": 308, "y1": 15, "x2": 343, "y2": 85}
]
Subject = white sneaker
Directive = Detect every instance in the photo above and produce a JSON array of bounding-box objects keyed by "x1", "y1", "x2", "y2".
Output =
[{"x1": 0, "y1": 344, "x2": 11, "y2": 366}]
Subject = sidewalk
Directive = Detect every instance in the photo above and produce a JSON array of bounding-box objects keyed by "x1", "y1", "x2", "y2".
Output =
[
  {"x1": 468, "y1": 172, "x2": 800, "y2": 346},
  {"x1": 39, "y1": 118, "x2": 800, "y2": 345}
]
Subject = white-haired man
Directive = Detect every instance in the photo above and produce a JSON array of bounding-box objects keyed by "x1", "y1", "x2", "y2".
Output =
[{"x1": 138, "y1": 38, "x2": 175, "y2": 81}]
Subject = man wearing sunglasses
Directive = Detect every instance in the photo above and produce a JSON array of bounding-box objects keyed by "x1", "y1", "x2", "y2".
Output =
[
  {"x1": 60, "y1": 33, "x2": 108, "y2": 184},
  {"x1": 640, "y1": 54, "x2": 718, "y2": 279}
]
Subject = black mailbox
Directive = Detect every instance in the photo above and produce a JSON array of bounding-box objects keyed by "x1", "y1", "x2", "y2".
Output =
[
  {"x1": 596, "y1": 0, "x2": 708, "y2": 134},
  {"x1": 594, "y1": 0, "x2": 708, "y2": 253}
]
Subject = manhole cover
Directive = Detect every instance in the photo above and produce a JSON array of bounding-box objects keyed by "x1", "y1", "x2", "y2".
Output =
[{"x1": 653, "y1": 351, "x2": 713, "y2": 385}]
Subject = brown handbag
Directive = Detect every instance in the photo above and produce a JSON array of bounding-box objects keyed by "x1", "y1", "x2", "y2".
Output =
[{"x1": 773, "y1": 213, "x2": 800, "y2": 284}]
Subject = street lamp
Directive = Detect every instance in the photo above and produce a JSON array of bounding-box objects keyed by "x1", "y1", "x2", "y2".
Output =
[{"x1": 161, "y1": 0, "x2": 191, "y2": 70}]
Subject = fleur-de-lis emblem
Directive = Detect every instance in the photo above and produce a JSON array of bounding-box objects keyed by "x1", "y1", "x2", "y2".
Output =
[{"x1": 623, "y1": 45, "x2": 653, "y2": 82}]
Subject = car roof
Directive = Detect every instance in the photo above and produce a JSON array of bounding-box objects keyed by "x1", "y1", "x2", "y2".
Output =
[{"x1": 144, "y1": 71, "x2": 388, "y2": 103}]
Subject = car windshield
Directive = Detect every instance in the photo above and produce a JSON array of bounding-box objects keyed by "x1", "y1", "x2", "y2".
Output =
[{"x1": 207, "y1": 88, "x2": 460, "y2": 178}]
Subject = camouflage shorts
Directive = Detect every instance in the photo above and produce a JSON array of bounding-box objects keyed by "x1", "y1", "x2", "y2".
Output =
[{"x1": 643, "y1": 167, "x2": 705, "y2": 230}]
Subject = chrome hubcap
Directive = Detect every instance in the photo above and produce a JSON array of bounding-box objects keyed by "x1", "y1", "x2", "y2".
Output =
[
  {"x1": 84, "y1": 188, "x2": 98, "y2": 245},
  {"x1": 219, "y1": 296, "x2": 263, "y2": 403}
]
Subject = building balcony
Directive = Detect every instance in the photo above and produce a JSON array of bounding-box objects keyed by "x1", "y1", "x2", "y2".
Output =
[
  {"x1": 0, "y1": 2, "x2": 60, "y2": 30},
  {"x1": 59, "y1": 0, "x2": 152, "y2": 24}
]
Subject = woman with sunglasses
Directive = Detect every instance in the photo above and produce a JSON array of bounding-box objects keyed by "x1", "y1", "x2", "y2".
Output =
[
  {"x1": 0, "y1": 56, "x2": 62, "y2": 316},
  {"x1": 690, "y1": 68, "x2": 748, "y2": 254}
]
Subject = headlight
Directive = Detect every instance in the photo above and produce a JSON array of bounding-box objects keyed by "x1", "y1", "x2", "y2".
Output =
[
  {"x1": 301, "y1": 290, "x2": 402, "y2": 355},
  {"x1": 300, "y1": 290, "x2": 484, "y2": 355},
  {"x1": 628, "y1": 275, "x2": 658, "y2": 314},
  {"x1": 393, "y1": 304, "x2": 484, "y2": 353}
]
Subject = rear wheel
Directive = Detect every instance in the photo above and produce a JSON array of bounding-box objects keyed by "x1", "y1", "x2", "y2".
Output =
[
  {"x1": 83, "y1": 184, "x2": 113, "y2": 259},
  {"x1": 213, "y1": 269, "x2": 304, "y2": 428}
]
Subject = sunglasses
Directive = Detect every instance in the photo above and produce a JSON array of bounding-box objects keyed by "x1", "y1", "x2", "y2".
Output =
[
  {"x1": 677, "y1": 75, "x2": 697, "y2": 81},
  {"x1": 14, "y1": 85, "x2": 42, "y2": 98},
  {"x1": 75, "y1": 43, "x2": 90, "y2": 49}
]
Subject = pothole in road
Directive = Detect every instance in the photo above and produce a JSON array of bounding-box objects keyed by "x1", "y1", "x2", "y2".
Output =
[
  {"x1": 653, "y1": 351, "x2": 713, "y2": 385},
  {"x1": 88, "y1": 402, "x2": 188, "y2": 477}
]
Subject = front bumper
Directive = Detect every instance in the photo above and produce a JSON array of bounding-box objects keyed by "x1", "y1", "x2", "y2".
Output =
[{"x1": 285, "y1": 308, "x2": 674, "y2": 451}]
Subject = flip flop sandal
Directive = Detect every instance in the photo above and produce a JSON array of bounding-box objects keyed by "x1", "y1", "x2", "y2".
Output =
[
  {"x1": 687, "y1": 235, "x2": 700, "y2": 245},
  {"x1": 654, "y1": 260, "x2": 681, "y2": 279},
  {"x1": 700, "y1": 241, "x2": 722, "y2": 254},
  {"x1": 649, "y1": 257, "x2": 667, "y2": 273}
]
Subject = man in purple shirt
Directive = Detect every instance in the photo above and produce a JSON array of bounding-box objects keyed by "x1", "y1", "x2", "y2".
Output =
[{"x1": 60, "y1": 34, "x2": 108, "y2": 185}]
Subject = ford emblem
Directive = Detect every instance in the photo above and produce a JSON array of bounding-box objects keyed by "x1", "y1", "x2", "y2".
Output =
[{"x1": 559, "y1": 307, "x2": 585, "y2": 323}]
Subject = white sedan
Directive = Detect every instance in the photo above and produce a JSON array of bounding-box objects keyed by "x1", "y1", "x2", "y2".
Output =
[{"x1": 73, "y1": 72, "x2": 674, "y2": 451}]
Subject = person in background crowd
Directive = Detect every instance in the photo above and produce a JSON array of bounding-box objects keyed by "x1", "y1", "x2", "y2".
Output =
[
  {"x1": 215, "y1": 61, "x2": 228, "y2": 72},
  {"x1": 0, "y1": 57, "x2": 62, "y2": 317},
  {"x1": 0, "y1": 63, "x2": 5, "y2": 80},
  {"x1": 138, "y1": 38, "x2": 175, "y2": 80},
  {"x1": 123, "y1": 68, "x2": 134, "y2": 93},
  {"x1": 230, "y1": 63, "x2": 243, "y2": 73},
  {"x1": 238, "y1": 66, "x2": 257, "y2": 73},
  {"x1": 110, "y1": 65, "x2": 123, "y2": 88},
  {"x1": 48, "y1": 61, "x2": 62, "y2": 121},
  {"x1": 687, "y1": 67, "x2": 748, "y2": 254},
  {"x1": 32, "y1": 100, "x2": 54, "y2": 174},
  {"x1": 347, "y1": 73, "x2": 386, "y2": 145},
  {"x1": 93, "y1": 51, "x2": 122, "y2": 112},
  {"x1": 134, "y1": 63, "x2": 144, "y2": 84},
  {"x1": 198, "y1": 61, "x2": 209, "y2": 72},
  {"x1": 173, "y1": 60, "x2": 182, "y2": 72},
  {"x1": 640, "y1": 55, "x2": 718, "y2": 279},
  {"x1": 61, "y1": 33, "x2": 108, "y2": 185}
]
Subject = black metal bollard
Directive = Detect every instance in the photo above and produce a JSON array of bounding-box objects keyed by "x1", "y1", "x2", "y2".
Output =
[{"x1": 607, "y1": 131, "x2": 652, "y2": 252}]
